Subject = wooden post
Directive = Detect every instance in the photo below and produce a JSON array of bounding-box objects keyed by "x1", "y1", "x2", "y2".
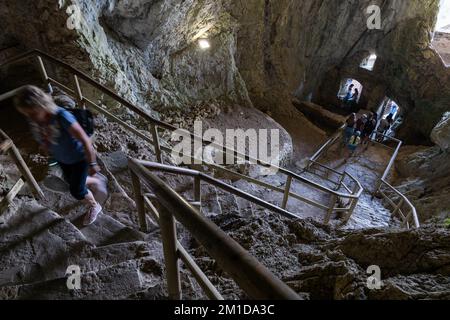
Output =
[
  {"x1": 73, "y1": 75, "x2": 85, "y2": 109},
  {"x1": 0, "y1": 139, "x2": 12, "y2": 154},
  {"x1": 344, "y1": 198, "x2": 358, "y2": 224},
  {"x1": 193, "y1": 176, "x2": 202, "y2": 212},
  {"x1": 130, "y1": 170, "x2": 148, "y2": 232},
  {"x1": 151, "y1": 124, "x2": 162, "y2": 164},
  {"x1": 8, "y1": 144, "x2": 44, "y2": 200},
  {"x1": 372, "y1": 179, "x2": 383, "y2": 200},
  {"x1": 36, "y1": 56, "x2": 53, "y2": 93},
  {"x1": 324, "y1": 194, "x2": 337, "y2": 225},
  {"x1": 344, "y1": 181, "x2": 360, "y2": 221},
  {"x1": 281, "y1": 175, "x2": 292, "y2": 210},
  {"x1": 159, "y1": 208, "x2": 181, "y2": 300}
]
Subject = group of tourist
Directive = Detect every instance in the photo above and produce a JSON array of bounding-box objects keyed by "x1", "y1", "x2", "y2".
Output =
[{"x1": 343, "y1": 111, "x2": 393, "y2": 155}]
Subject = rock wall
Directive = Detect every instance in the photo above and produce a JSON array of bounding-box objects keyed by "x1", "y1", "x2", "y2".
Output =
[
  {"x1": 298, "y1": 0, "x2": 450, "y2": 144},
  {"x1": 396, "y1": 112, "x2": 450, "y2": 222},
  {"x1": 0, "y1": 0, "x2": 252, "y2": 113},
  {"x1": 1, "y1": 0, "x2": 448, "y2": 143}
]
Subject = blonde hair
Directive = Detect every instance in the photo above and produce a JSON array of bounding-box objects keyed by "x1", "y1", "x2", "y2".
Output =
[{"x1": 14, "y1": 85, "x2": 58, "y2": 114}]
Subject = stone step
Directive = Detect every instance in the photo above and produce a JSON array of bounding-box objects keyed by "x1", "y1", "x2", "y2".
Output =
[
  {"x1": 200, "y1": 184, "x2": 222, "y2": 217},
  {"x1": 75, "y1": 213, "x2": 147, "y2": 247},
  {"x1": 76, "y1": 240, "x2": 163, "y2": 275},
  {"x1": 344, "y1": 193, "x2": 400, "y2": 230},
  {"x1": 1, "y1": 259, "x2": 164, "y2": 300},
  {"x1": 215, "y1": 180, "x2": 241, "y2": 216},
  {"x1": 38, "y1": 172, "x2": 147, "y2": 247},
  {"x1": 0, "y1": 199, "x2": 92, "y2": 287}
]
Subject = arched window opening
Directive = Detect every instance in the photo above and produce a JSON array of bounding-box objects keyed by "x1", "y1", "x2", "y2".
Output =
[
  {"x1": 432, "y1": 0, "x2": 450, "y2": 66},
  {"x1": 338, "y1": 78, "x2": 363, "y2": 103},
  {"x1": 376, "y1": 97, "x2": 403, "y2": 139},
  {"x1": 360, "y1": 54, "x2": 377, "y2": 71}
]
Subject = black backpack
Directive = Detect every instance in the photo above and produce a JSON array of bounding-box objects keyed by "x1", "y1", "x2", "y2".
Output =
[{"x1": 60, "y1": 107, "x2": 95, "y2": 137}]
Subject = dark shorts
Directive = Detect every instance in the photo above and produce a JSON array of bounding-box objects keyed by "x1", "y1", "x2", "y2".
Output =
[{"x1": 59, "y1": 160, "x2": 89, "y2": 200}]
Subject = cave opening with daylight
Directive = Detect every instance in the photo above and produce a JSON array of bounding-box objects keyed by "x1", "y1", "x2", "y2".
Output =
[
  {"x1": 360, "y1": 53, "x2": 377, "y2": 71},
  {"x1": 337, "y1": 78, "x2": 363, "y2": 103},
  {"x1": 377, "y1": 97, "x2": 403, "y2": 138},
  {"x1": 432, "y1": 0, "x2": 450, "y2": 65}
]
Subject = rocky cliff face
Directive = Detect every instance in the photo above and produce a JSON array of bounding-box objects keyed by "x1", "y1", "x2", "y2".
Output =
[
  {"x1": 396, "y1": 113, "x2": 450, "y2": 223},
  {"x1": 1, "y1": 0, "x2": 448, "y2": 142}
]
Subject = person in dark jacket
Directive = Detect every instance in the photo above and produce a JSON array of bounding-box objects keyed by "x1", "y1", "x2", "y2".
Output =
[
  {"x1": 362, "y1": 113, "x2": 377, "y2": 146},
  {"x1": 343, "y1": 113, "x2": 357, "y2": 146}
]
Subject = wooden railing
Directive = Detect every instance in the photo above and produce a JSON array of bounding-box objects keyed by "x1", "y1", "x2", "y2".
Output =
[
  {"x1": 0, "y1": 129, "x2": 44, "y2": 211},
  {"x1": 128, "y1": 158, "x2": 300, "y2": 300},
  {"x1": 0, "y1": 49, "x2": 362, "y2": 225}
]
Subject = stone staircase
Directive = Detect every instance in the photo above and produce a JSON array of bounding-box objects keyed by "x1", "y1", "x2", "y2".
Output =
[
  {"x1": 314, "y1": 140, "x2": 401, "y2": 229},
  {"x1": 0, "y1": 118, "x2": 409, "y2": 300},
  {"x1": 0, "y1": 93, "x2": 409, "y2": 300},
  {"x1": 0, "y1": 186, "x2": 166, "y2": 299}
]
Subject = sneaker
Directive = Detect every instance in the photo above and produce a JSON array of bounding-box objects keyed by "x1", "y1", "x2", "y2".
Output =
[
  {"x1": 48, "y1": 158, "x2": 58, "y2": 167},
  {"x1": 83, "y1": 203, "x2": 102, "y2": 226}
]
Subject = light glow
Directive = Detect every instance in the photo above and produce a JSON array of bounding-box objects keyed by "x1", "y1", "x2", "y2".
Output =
[
  {"x1": 436, "y1": 0, "x2": 450, "y2": 33},
  {"x1": 198, "y1": 39, "x2": 211, "y2": 50}
]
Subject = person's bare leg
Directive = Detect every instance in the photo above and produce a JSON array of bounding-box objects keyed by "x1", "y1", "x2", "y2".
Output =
[
  {"x1": 86, "y1": 176, "x2": 100, "y2": 189},
  {"x1": 86, "y1": 175, "x2": 108, "y2": 205}
]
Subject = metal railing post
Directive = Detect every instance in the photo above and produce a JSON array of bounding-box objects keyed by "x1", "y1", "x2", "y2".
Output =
[
  {"x1": 159, "y1": 208, "x2": 182, "y2": 300},
  {"x1": 345, "y1": 197, "x2": 359, "y2": 223},
  {"x1": 344, "y1": 180, "x2": 360, "y2": 222},
  {"x1": 8, "y1": 143, "x2": 44, "y2": 200},
  {"x1": 36, "y1": 56, "x2": 53, "y2": 93},
  {"x1": 372, "y1": 179, "x2": 383, "y2": 199},
  {"x1": 194, "y1": 176, "x2": 202, "y2": 212},
  {"x1": 150, "y1": 124, "x2": 162, "y2": 163},
  {"x1": 324, "y1": 194, "x2": 337, "y2": 225},
  {"x1": 130, "y1": 170, "x2": 148, "y2": 232},
  {"x1": 282, "y1": 175, "x2": 292, "y2": 209},
  {"x1": 73, "y1": 75, "x2": 85, "y2": 109}
]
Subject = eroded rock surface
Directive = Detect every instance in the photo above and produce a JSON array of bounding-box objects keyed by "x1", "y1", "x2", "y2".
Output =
[
  {"x1": 1, "y1": 0, "x2": 449, "y2": 143},
  {"x1": 194, "y1": 213, "x2": 450, "y2": 300}
]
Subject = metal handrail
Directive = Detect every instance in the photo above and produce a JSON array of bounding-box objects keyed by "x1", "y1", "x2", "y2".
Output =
[
  {"x1": 378, "y1": 179, "x2": 419, "y2": 229},
  {"x1": 0, "y1": 50, "x2": 358, "y2": 194},
  {"x1": 305, "y1": 120, "x2": 419, "y2": 228},
  {"x1": 128, "y1": 158, "x2": 300, "y2": 300},
  {"x1": 0, "y1": 49, "x2": 363, "y2": 224},
  {"x1": 137, "y1": 160, "x2": 303, "y2": 219},
  {"x1": 370, "y1": 131, "x2": 419, "y2": 229},
  {"x1": 309, "y1": 125, "x2": 346, "y2": 164}
]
